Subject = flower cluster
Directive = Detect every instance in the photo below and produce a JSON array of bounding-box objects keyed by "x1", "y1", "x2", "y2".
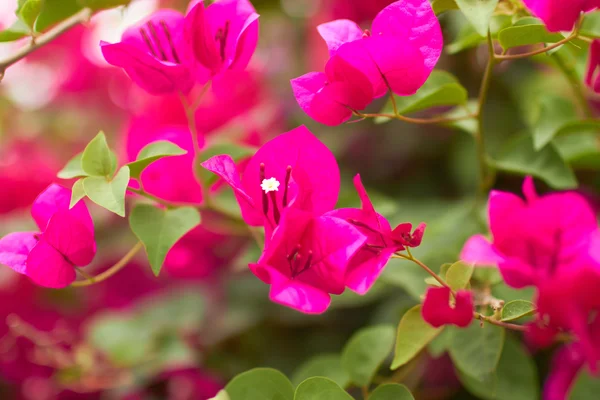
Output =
[
  {"x1": 202, "y1": 126, "x2": 425, "y2": 313},
  {"x1": 461, "y1": 177, "x2": 600, "y2": 398},
  {"x1": 290, "y1": 0, "x2": 443, "y2": 126}
]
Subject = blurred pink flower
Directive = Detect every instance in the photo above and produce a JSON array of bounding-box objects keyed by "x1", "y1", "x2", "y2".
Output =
[
  {"x1": 421, "y1": 287, "x2": 473, "y2": 328},
  {"x1": 201, "y1": 126, "x2": 340, "y2": 235},
  {"x1": 543, "y1": 344, "x2": 587, "y2": 400},
  {"x1": 326, "y1": 175, "x2": 425, "y2": 294},
  {"x1": 250, "y1": 208, "x2": 365, "y2": 314},
  {"x1": 586, "y1": 39, "x2": 600, "y2": 94},
  {"x1": 460, "y1": 177, "x2": 600, "y2": 288},
  {"x1": 0, "y1": 184, "x2": 96, "y2": 288},
  {"x1": 523, "y1": 0, "x2": 600, "y2": 32},
  {"x1": 185, "y1": 0, "x2": 259, "y2": 82}
]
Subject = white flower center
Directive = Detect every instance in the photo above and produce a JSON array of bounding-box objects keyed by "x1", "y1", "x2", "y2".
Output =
[{"x1": 261, "y1": 177, "x2": 280, "y2": 193}]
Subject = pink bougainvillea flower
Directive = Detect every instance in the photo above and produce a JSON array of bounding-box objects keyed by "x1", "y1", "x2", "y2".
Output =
[
  {"x1": 201, "y1": 126, "x2": 340, "y2": 234},
  {"x1": 185, "y1": 0, "x2": 259, "y2": 82},
  {"x1": 422, "y1": 286, "x2": 473, "y2": 328},
  {"x1": 543, "y1": 344, "x2": 587, "y2": 400},
  {"x1": 101, "y1": 10, "x2": 193, "y2": 95},
  {"x1": 0, "y1": 184, "x2": 96, "y2": 288},
  {"x1": 249, "y1": 208, "x2": 365, "y2": 313},
  {"x1": 326, "y1": 175, "x2": 425, "y2": 294},
  {"x1": 291, "y1": 55, "x2": 374, "y2": 126},
  {"x1": 586, "y1": 39, "x2": 600, "y2": 94},
  {"x1": 316, "y1": 0, "x2": 442, "y2": 97},
  {"x1": 523, "y1": 0, "x2": 600, "y2": 32},
  {"x1": 460, "y1": 177, "x2": 599, "y2": 288}
]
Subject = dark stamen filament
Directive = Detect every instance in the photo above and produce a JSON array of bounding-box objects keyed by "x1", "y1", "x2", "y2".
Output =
[
  {"x1": 287, "y1": 244, "x2": 301, "y2": 263},
  {"x1": 215, "y1": 21, "x2": 230, "y2": 61},
  {"x1": 146, "y1": 21, "x2": 168, "y2": 61},
  {"x1": 260, "y1": 163, "x2": 269, "y2": 216},
  {"x1": 283, "y1": 165, "x2": 292, "y2": 207},
  {"x1": 269, "y1": 191, "x2": 280, "y2": 224},
  {"x1": 349, "y1": 219, "x2": 379, "y2": 234},
  {"x1": 295, "y1": 250, "x2": 313, "y2": 277},
  {"x1": 159, "y1": 20, "x2": 181, "y2": 64},
  {"x1": 140, "y1": 28, "x2": 158, "y2": 58}
]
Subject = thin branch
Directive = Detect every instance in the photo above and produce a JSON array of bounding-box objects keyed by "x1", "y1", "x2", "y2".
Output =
[
  {"x1": 474, "y1": 312, "x2": 527, "y2": 332},
  {"x1": 495, "y1": 27, "x2": 579, "y2": 61},
  {"x1": 0, "y1": 8, "x2": 93, "y2": 78},
  {"x1": 355, "y1": 111, "x2": 477, "y2": 125}
]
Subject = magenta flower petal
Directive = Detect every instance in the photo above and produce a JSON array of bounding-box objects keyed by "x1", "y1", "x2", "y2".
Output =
[
  {"x1": 42, "y1": 211, "x2": 96, "y2": 267},
  {"x1": 0, "y1": 232, "x2": 39, "y2": 275},
  {"x1": 460, "y1": 234, "x2": 505, "y2": 266},
  {"x1": 422, "y1": 287, "x2": 473, "y2": 328},
  {"x1": 336, "y1": 40, "x2": 387, "y2": 97},
  {"x1": 586, "y1": 40, "x2": 600, "y2": 94},
  {"x1": 523, "y1": 0, "x2": 591, "y2": 32},
  {"x1": 344, "y1": 247, "x2": 396, "y2": 295},
  {"x1": 31, "y1": 184, "x2": 93, "y2": 234},
  {"x1": 317, "y1": 19, "x2": 364, "y2": 55},
  {"x1": 26, "y1": 239, "x2": 76, "y2": 288},
  {"x1": 542, "y1": 345, "x2": 585, "y2": 400},
  {"x1": 370, "y1": 0, "x2": 443, "y2": 73}
]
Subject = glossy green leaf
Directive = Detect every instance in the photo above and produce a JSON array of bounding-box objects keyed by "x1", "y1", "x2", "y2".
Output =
[
  {"x1": 294, "y1": 377, "x2": 352, "y2": 400},
  {"x1": 79, "y1": 0, "x2": 131, "y2": 11},
  {"x1": 532, "y1": 96, "x2": 577, "y2": 150},
  {"x1": 446, "y1": 15, "x2": 511, "y2": 54},
  {"x1": 57, "y1": 153, "x2": 87, "y2": 179},
  {"x1": 580, "y1": 11, "x2": 600, "y2": 38},
  {"x1": 498, "y1": 22, "x2": 563, "y2": 50},
  {"x1": 69, "y1": 179, "x2": 86, "y2": 208},
  {"x1": 431, "y1": 0, "x2": 458, "y2": 14},
  {"x1": 445, "y1": 261, "x2": 474, "y2": 291},
  {"x1": 81, "y1": 132, "x2": 115, "y2": 177},
  {"x1": 292, "y1": 354, "x2": 350, "y2": 388},
  {"x1": 225, "y1": 368, "x2": 294, "y2": 400},
  {"x1": 341, "y1": 325, "x2": 395, "y2": 387},
  {"x1": 377, "y1": 71, "x2": 467, "y2": 123},
  {"x1": 491, "y1": 133, "x2": 577, "y2": 190},
  {"x1": 449, "y1": 321, "x2": 505, "y2": 380},
  {"x1": 455, "y1": 0, "x2": 499, "y2": 36},
  {"x1": 392, "y1": 305, "x2": 442, "y2": 369},
  {"x1": 501, "y1": 300, "x2": 536, "y2": 322},
  {"x1": 197, "y1": 142, "x2": 255, "y2": 186},
  {"x1": 127, "y1": 140, "x2": 187, "y2": 179},
  {"x1": 35, "y1": 0, "x2": 83, "y2": 32},
  {"x1": 458, "y1": 336, "x2": 539, "y2": 400},
  {"x1": 0, "y1": 20, "x2": 30, "y2": 42},
  {"x1": 17, "y1": 0, "x2": 43, "y2": 29},
  {"x1": 369, "y1": 384, "x2": 415, "y2": 400},
  {"x1": 82, "y1": 166, "x2": 129, "y2": 217},
  {"x1": 129, "y1": 204, "x2": 201, "y2": 276}
]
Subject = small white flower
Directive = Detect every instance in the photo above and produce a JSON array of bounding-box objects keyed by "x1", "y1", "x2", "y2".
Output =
[{"x1": 261, "y1": 177, "x2": 280, "y2": 193}]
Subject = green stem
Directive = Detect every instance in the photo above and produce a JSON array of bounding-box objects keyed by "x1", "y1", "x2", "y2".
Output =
[{"x1": 70, "y1": 242, "x2": 143, "y2": 287}]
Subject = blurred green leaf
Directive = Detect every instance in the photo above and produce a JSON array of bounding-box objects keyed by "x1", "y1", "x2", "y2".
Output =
[
  {"x1": 501, "y1": 300, "x2": 536, "y2": 322},
  {"x1": 341, "y1": 325, "x2": 395, "y2": 387},
  {"x1": 0, "y1": 19, "x2": 30, "y2": 42},
  {"x1": 208, "y1": 391, "x2": 230, "y2": 400},
  {"x1": 69, "y1": 179, "x2": 86, "y2": 208},
  {"x1": 381, "y1": 259, "x2": 429, "y2": 300},
  {"x1": 455, "y1": 0, "x2": 499, "y2": 36},
  {"x1": 446, "y1": 15, "x2": 511, "y2": 54},
  {"x1": 225, "y1": 368, "x2": 294, "y2": 400},
  {"x1": 58, "y1": 153, "x2": 87, "y2": 179},
  {"x1": 294, "y1": 377, "x2": 352, "y2": 400},
  {"x1": 82, "y1": 166, "x2": 129, "y2": 216},
  {"x1": 127, "y1": 140, "x2": 187, "y2": 180},
  {"x1": 369, "y1": 384, "x2": 415, "y2": 400},
  {"x1": 554, "y1": 131, "x2": 600, "y2": 169},
  {"x1": 35, "y1": 0, "x2": 82, "y2": 32},
  {"x1": 392, "y1": 305, "x2": 442, "y2": 369},
  {"x1": 129, "y1": 204, "x2": 201, "y2": 276},
  {"x1": 458, "y1": 336, "x2": 539, "y2": 400},
  {"x1": 581, "y1": 11, "x2": 600, "y2": 38},
  {"x1": 498, "y1": 20, "x2": 563, "y2": 50},
  {"x1": 81, "y1": 132, "x2": 115, "y2": 177},
  {"x1": 428, "y1": 326, "x2": 454, "y2": 358},
  {"x1": 532, "y1": 96, "x2": 576, "y2": 150},
  {"x1": 446, "y1": 261, "x2": 474, "y2": 291},
  {"x1": 135, "y1": 288, "x2": 205, "y2": 333},
  {"x1": 432, "y1": 0, "x2": 458, "y2": 14},
  {"x1": 377, "y1": 71, "x2": 468, "y2": 123},
  {"x1": 292, "y1": 354, "x2": 349, "y2": 388},
  {"x1": 570, "y1": 369, "x2": 600, "y2": 399},
  {"x1": 197, "y1": 142, "x2": 255, "y2": 186},
  {"x1": 79, "y1": 0, "x2": 130, "y2": 11},
  {"x1": 17, "y1": 0, "x2": 43, "y2": 30},
  {"x1": 491, "y1": 133, "x2": 577, "y2": 189},
  {"x1": 449, "y1": 322, "x2": 505, "y2": 380}
]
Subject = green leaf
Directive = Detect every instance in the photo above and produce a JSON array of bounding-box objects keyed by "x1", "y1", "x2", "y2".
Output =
[
  {"x1": 17, "y1": 0, "x2": 43, "y2": 30},
  {"x1": 57, "y1": 153, "x2": 87, "y2": 179},
  {"x1": 34, "y1": 0, "x2": 82, "y2": 32},
  {"x1": 70, "y1": 179, "x2": 86, "y2": 208},
  {"x1": 498, "y1": 22, "x2": 564, "y2": 50},
  {"x1": 369, "y1": 384, "x2": 415, "y2": 400},
  {"x1": 294, "y1": 377, "x2": 352, "y2": 400},
  {"x1": 555, "y1": 131, "x2": 600, "y2": 169},
  {"x1": 341, "y1": 325, "x2": 395, "y2": 387},
  {"x1": 129, "y1": 204, "x2": 201, "y2": 276},
  {"x1": 448, "y1": 322, "x2": 505, "y2": 380},
  {"x1": 209, "y1": 391, "x2": 230, "y2": 400},
  {"x1": 134, "y1": 288, "x2": 205, "y2": 333},
  {"x1": 428, "y1": 326, "x2": 454, "y2": 358},
  {"x1": 458, "y1": 336, "x2": 539, "y2": 400},
  {"x1": 445, "y1": 261, "x2": 474, "y2": 291},
  {"x1": 197, "y1": 142, "x2": 255, "y2": 186},
  {"x1": 532, "y1": 96, "x2": 577, "y2": 150},
  {"x1": 79, "y1": 0, "x2": 131, "y2": 11},
  {"x1": 127, "y1": 140, "x2": 187, "y2": 180},
  {"x1": 455, "y1": 0, "x2": 499, "y2": 36},
  {"x1": 491, "y1": 133, "x2": 577, "y2": 190},
  {"x1": 81, "y1": 132, "x2": 115, "y2": 177},
  {"x1": 501, "y1": 300, "x2": 536, "y2": 322},
  {"x1": 225, "y1": 368, "x2": 294, "y2": 400},
  {"x1": 580, "y1": 11, "x2": 600, "y2": 38},
  {"x1": 82, "y1": 166, "x2": 129, "y2": 217},
  {"x1": 292, "y1": 354, "x2": 350, "y2": 388},
  {"x1": 431, "y1": 0, "x2": 458, "y2": 14},
  {"x1": 376, "y1": 71, "x2": 468, "y2": 123},
  {"x1": 446, "y1": 15, "x2": 511, "y2": 54},
  {"x1": 570, "y1": 369, "x2": 600, "y2": 399},
  {"x1": 391, "y1": 305, "x2": 442, "y2": 370},
  {"x1": 0, "y1": 19, "x2": 30, "y2": 42}
]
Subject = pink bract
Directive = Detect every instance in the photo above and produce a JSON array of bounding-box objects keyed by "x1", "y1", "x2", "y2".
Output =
[
  {"x1": 586, "y1": 39, "x2": 600, "y2": 94},
  {"x1": 422, "y1": 286, "x2": 473, "y2": 328},
  {"x1": 523, "y1": 0, "x2": 600, "y2": 32}
]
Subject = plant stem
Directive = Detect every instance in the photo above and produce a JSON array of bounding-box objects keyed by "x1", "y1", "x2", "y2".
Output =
[
  {"x1": 70, "y1": 242, "x2": 144, "y2": 287},
  {"x1": 473, "y1": 312, "x2": 527, "y2": 332},
  {"x1": 179, "y1": 92, "x2": 202, "y2": 157},
  {"x1": 355, "y1": 111, "x2": 477, "y2": 125},
  {"x1": 494, "y1": 33, "x2": 578, "y2": 61},
  {"x1": 0, "y1": 8, "x2": 93, "y2": 79}
]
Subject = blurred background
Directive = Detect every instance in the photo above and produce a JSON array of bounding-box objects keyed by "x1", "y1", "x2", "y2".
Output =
[{"x1": 0, "y1": 0, "x2": 598, "y2": 398}]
